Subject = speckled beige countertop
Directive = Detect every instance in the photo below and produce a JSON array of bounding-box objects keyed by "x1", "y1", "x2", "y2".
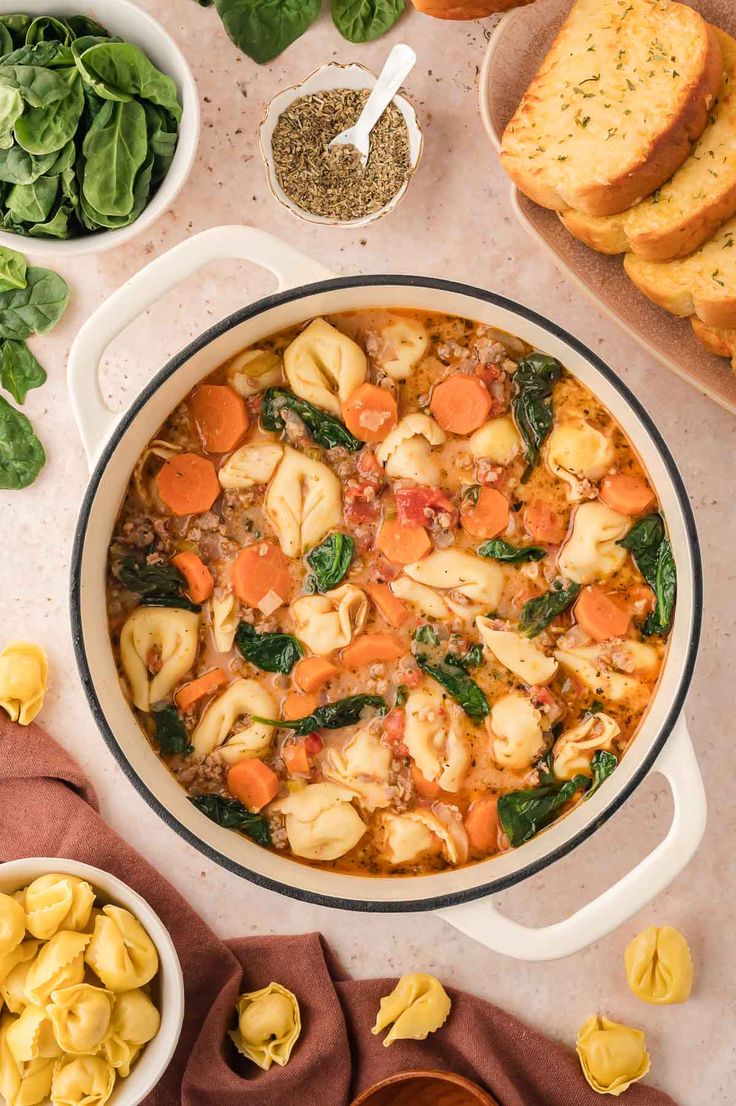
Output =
[{"x1": 1, "y1": 3, "x2": 734, "y2": 1103}]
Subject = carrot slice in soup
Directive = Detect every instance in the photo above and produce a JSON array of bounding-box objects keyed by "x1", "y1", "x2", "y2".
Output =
[
  {"x1": 465, "y1": 797, "x2": 500, "y2": 853},
  {"x1": 377, "y1": 519, "x2": 432, "y2": 565},
  {"x1": 282, "y1": 692, "x2": 318, "y2": 720},
  {"x1": 175, "y1": 668, "x2": 228, "y2": 712},
  {"x1": 341, "y1": 383, "x2": 398, "y2": 443},
  {"x1": 574, "y1": 585, "x2": 630, "y2": 642},
  {"x1": 342, "y1": 633, "x2": 406, "y2": 669},
  {"x1": 226, "y1": 759, "x2": 279, "y2": 812},
  {"x1": 461, "y1": 486, "x2": 510, "y2": 539},
  {"x1": 232, "y1": 542, "x2": 291, "y2": 608},
  {"x1": 429, "y1": 373, "x2": 492, "y2": 435},
  {"x1": 293, "y1": 656, "x2": 340, "y2": 693},
  {"x1": 599, "y1": 473, "x2": 656, "y2": 516},
  {"x1": 190, "y1": 384, "x2": 249, "y2": 454},
  {"x1": 524, "y1": 498, "x2": 568, "y2": 544},
  {"x1": 171, "y1": 551, "x2": 214, "y2": 603},
  {"x1": 157, "y1": 453, "x2": 220, "y2": 516},
  {"x1": 365, "y1": 583, "x2": 409, "y2": 628},
  {"x1": 411, "y1": 763, "x2": 441, "y2": 799},
  {"x1": 282, "y1": 741, "x2": 310, "y2": 776}
]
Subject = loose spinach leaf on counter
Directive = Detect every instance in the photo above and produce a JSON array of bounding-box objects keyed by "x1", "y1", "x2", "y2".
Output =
[
  {"x1": 511, "y1": 352, "x2": 562, "y2": 480},
  {"x1": 0, "y1": 339, "x2": 45, "y2": 403},
  {"x1": 519, "y1": 581, "x2": 580, "y2": 638},
  {"x1": 306, "y1": 532, "x2": 355, "y2": 592},
  {"x1": 477, "y1": 538, "x2": 547, "y2": 563},
  {"x1": 498, "y1": 775, "x2": 588, "y2": 847},
  {"x1": 261, "y1": 387, "x2": 362, "y2": 451},
  {"x1": 0, "y1": 244, "x2": 26, "y2": 290},
  {"x1": 235, "y1": 621, "x2": 304, "y2": 674},
  {"x1": 332, "y1": 0, "x2": 405, "y2": 43},
  {"x1": 0, "y1": 266, "x2": 69, "y2": 339},
  {"x1": 0, "y1": 393, "x2": 44, "y2": 487},
  {"x1": 254, "y1": 694, "x2": 387, "y2": 738},
  {"x1": 190, "y1": 794, "x2": 271, "y2": 846},
  {"x1": 152, "y1": 705, "x2": 192, "y2": 757},
  {"x1": 618, "y1": 513, "x2": 676, "y2": 636},
  {"x1": 587, "y1": 749, "x2": 617, "y2": 799},
  {"x1": 214, "y1": 0, "x2": 321, "y2": 64}
]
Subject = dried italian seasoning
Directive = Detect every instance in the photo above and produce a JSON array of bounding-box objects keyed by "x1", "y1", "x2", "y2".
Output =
[{"x1": 271, "y1": 88, "x2": 411, "y2": 221}]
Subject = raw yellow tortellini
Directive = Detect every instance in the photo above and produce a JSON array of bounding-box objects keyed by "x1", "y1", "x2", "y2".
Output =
[
  {"x1": 47, "y1": 984, "x2": 114, "y2": 1055},
  {"x1": 85, "y1": 906, "x2": 158, "y2": 993},
  {"x1": 0, "y1": 1013, "x2": 54, "y2": 1106},
  {"x1": 284, "y1": 317, "x2": 366, "y2": 416},
  {"x1": 0, "y1": 942, "x2": 38, "y2": 1015},
  {"x1": 322, "y1": 728, "x2": 392, "y2": 811},
  {"x1": 269, "y1": 782, "x2": 366, "y2": 861},
  {"x1": 190, "y1": 678, "x2": 276, "y2": 763},
  {"x1": 372, "y1": 973, "x2": 451, "y2": 1047},
  {"x1": 290, "y1": 584, "x2": 368, "y2": 656},
  {"x1": 265, "y1": 447, "x2": 342, "y2": 558},
  {"x1": 625, "y1": 926, "x2": 693, "y2": 1005},
  {"x1": 0, "y1": 893, "x2": 25, "y2": 957},
  {"x1": 25, "y1": 932, "x2": 90, "y2": 1007},
  {"x1": 375, "y1": 413, "x2": 446, "y2": 486},
  {"x1": 51, "y1": 1054, "x2": 115, "y2": 1106},
  {"x1": 119, "y1": 606, "x2": 200, "y2": 712},
  {"x1": 0, "y1": 642, "x2": 47, "y2": 726},
  {"x1": 576, "y1": 1014, "x2": 650, "y2": 1096},
  {"x1": 404, "y1": 688, "x2": 469, "y2": 793},
  {"x1": 229, "y1": 982, "x2": 301, "y2": 1071},
  {"x1": 558, "y1": 501, "x2": 631, "y2": 585},
  {"x1": 5, "y1": 1003, "x2": 60, "y2": 1062},
  {"x1": 102, "y1": 989, "x2": 160, "y2": 1077},
  {"x1": 23, "y1": 875, "x2": 95, "y2": 941}
]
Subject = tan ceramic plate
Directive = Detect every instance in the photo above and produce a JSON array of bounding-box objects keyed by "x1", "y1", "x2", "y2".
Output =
[{"x1": 480, "y1": 0, "x2": 736, "y2": 415}]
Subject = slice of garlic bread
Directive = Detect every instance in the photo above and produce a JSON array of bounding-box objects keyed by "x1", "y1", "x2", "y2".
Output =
[
  {"x1": 691, "y1": 316, "x2": 736, "y2": 374},
  {"x1": 625, "y1": 216, "x2": 736, "y2": 328},
  {"x1": 500, "y1": 0, "x2": 722, "y2": 217},
  {"x1": 560, "y1": 28, "x2": 736, "y2": 261}
]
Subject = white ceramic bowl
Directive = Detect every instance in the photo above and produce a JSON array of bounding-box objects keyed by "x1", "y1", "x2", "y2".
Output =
[
  {"x1": 0, "y1": 0, "x2": 200, "y2": 257},
  {"x1": 259, "y1": 61, "x2": 423, "y2": 228},
  {"x1": 0, "y1": 856, "x2": 184, "y2": 1106}
]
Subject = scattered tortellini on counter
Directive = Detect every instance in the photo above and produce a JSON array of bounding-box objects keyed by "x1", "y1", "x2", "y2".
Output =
[
  {"x1": 576, "y1": 1014, "x2": 650, "y2": 1096},
  {"x1": 0, "y1": 875, "x2": 161, "y2": 1106},
  {"x1": 0, "y1": 642, "x2": 48, "y2": 726},
  {"x1": 229, "y1": 982, "x2": 301, "y2": 1071},
  {"x1": 372, "y1": 973, "x2": 451, "y2": 1047},
  {"x1": 625, "y1": 925, "x2": 693, "y2": 1005}
]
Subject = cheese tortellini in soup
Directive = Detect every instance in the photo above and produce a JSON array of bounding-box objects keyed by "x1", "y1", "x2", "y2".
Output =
[
  {"x1": 269, "y1": 782, "x2": 366, "y2": 861},
  {"x1": 373, "y1": 314, "x2": 430, "y2": 380},
  {"x1": 120, "y1": 606, "x2": 199, "y2": 712},
  {"x1": 218, "y1": 441, "x2": 284, "y2": 490},
  {"x1": 625, "y1": 925, "x2": 693, "y2": 1005},
  {"x1": 0, "y1": 642, "x2": 47, "y2": 726},
  {"x1": 375, "y1": 414, "x2": 446, "y2": 486},
  {"x1": 382, "y1": 805, "x2": 469, "y2": 866},
  {"x1": 191, "y1": 678, "x2": 276, "y2": 763},
  {"x1": 24, "y1": 874, "x2": 95, "y2": 940},
  {"x1": 469, "y1": 416, "x2": 521, "y2": 465},
  {"x1": 85, "y1": 906, "x2": 158, "y2": 992},
  {"x1": 265, "y1": 447, "x2": 342, "y2": 558},
  {"x1": 404, "y1": 688, "x2": 469, "y2": 792},
  {"x1": 229, "y1": 982, "x2": 301, "y2": 1070},
  {"x1": 290, "y1": 585, "x2": 368, "y2": 656},
  {"x1": 404, "y1": 550, "x2": 504, "y2": 615},
  {"x1": 476, "y1": 618, "x2": 557, "y2": 685},
  {"x1": 284, "y1": 317, "x2": 366, "y2": 416},
  {"x1": 545, "y1": 421, "x2": 615, "y2": 501},
  {"x1": 489, "y1": 694, "x2": 545, "y2": 771},
  {"x1": 209, "y1": 591, "x2": 239, "y2": 654},
  {"x1": 372, "y1": 973, "x2": 451, "y2": 1047},
  {"x1": 558, "y1": 501, "x2": 631, "y2": 584},
  {"x1": 554, "y1": 642, "x2": 657, "y2": 709},
  {"x1": 552, "y1": 712, "x2": 620, "y2": 780},
  {"x1": 322, "y1": 727, "x2": 392, "y2": 811}
]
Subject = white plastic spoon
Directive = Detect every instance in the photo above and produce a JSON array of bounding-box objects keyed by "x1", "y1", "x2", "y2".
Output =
[{"x1": 329, "y1": 43, "x2": 417, "y2": 168}]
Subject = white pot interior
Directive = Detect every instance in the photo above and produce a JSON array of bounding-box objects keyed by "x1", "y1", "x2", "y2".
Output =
[{"x1": 73, "y1": 281, "x2": 699, "y2": 908}]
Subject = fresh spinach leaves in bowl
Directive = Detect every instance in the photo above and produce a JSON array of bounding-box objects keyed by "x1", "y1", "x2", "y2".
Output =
[{"x1": 0, "y1": 14, "x2": 182, "y2": 240}]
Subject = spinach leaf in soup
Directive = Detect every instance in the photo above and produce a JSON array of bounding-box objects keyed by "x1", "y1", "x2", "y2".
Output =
[
  {"x1": 519, "y1": 580, "x2": 580, "y2": 638},
  {"x1": 511, "y1": 352, "x2": 562, "y2": 480},
  {"x1": 214, "y1": 0, "x2": 321, "y2": 64},
  {"x1": 0, "y1": 245, "x2": 25, "y2": 290},
  {"x1": 255, "y1": 694, "x2": 388, "y2": 738},
  {"x1": 81, "y1": 98, "x2": 148, "y2": 217},
  {"x1": 412, "y1": 626, "x2": 490, "y2": 724},
  {"x1": 152, "y1": 705, "x2": 192, "y2": 756},
  {"x1": 235, "y1": 621, "x2": 304, "y2": 674},
  {"x1": 0, "y1": 339, "x2": 45, "y2": 403},
  {"x1": 0, "y1": 266, "x2": 69, "y2": 339},
  {"x1": 0, "y1": 394, "x2": 44, "y2": 488},
  {"x1": 189, "y1": 794, "x2": 272, "y2": 845},
  {"x1": 477, "y1": 538, "x2": 547, "y2": 563},
  {"x1": 618, "y1": 513, "x2": 664, "y2": 582},
  {"x1": 116, "y1": 553, "x2": 186, "y2": 600},
  {"x1": 498, "y1": 774, "x2": 587, "y2": 847},
  {"x1": 261, "y1": 387, "x2": 362, "y2": 451},
  {"x1": 587, "y1": 749, "x2": 617, "y2": 798},
  {"x1": 618, "y1": 513, "x2": 675, "y2": 635},
  {"x1": 306, "y1": 532, "x2": 355, "y2": 592},
  {"x1": 332, "y1": 0, "x2": 405, "y2": 42}
]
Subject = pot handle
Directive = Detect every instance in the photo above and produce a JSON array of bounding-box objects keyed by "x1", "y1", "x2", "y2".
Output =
[
  {"x1": 67, "y1": 225, "x2": 336, "y2": 467},
  {"x1": 436, "y1": 715, "x2": 706, "y2": 960}
]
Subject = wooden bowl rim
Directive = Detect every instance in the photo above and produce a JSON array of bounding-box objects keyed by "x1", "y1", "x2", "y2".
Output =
[{"x1": 350, "y1": 1068, "x2": 499, "y2": 1106}]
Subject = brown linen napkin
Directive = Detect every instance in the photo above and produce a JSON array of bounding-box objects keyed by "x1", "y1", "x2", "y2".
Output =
[{"x1": 0, "y1": 717, "x2": 678, "y2": 1106}]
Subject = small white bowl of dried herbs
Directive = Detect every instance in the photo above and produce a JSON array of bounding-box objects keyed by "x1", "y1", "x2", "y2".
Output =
[{"x1": 260, "y1": 62, "x2": 423, "y2": 228}]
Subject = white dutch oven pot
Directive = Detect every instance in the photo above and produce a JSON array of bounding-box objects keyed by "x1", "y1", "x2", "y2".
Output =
[{"x1": 69, "y1": 226, "x2": 705, "y2": 961}]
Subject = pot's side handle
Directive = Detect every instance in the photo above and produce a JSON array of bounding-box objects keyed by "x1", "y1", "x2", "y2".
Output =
[
  {"x1": 436, "y1": 715, "x2": 705, "y2": 961},
  {"x1": 67, "y1": 225, "x2": 336, "y2": 468}
]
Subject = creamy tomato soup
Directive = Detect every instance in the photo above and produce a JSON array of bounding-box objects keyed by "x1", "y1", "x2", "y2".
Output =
[{"x1": 106, "y1": 309, "x2": 675, "y2": 875}]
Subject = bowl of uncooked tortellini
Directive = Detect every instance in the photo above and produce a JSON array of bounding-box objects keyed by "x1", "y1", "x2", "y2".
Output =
[{"x1": 0, "y1": 858, "x2": 184, "y2": 1106}]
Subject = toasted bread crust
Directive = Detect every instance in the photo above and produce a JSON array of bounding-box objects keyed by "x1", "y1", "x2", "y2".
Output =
[
  {"x1": 501, "y1": 1, "x2": 723, "y2": 217},
  {"x1": 691, "y1": 317, "x2": 736, "y2": 374}
]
